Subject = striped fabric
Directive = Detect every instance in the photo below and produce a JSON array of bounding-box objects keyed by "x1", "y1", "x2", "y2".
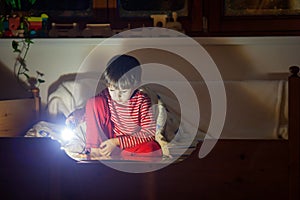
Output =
[{"x1": 107, "y1": 90, "x2": 156, "y2": 149}]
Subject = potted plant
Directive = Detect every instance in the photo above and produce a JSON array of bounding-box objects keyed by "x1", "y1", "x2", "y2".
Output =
[
  {"x1": 4, "y1": 0, "x2": 37, "y2": 12},
  {"x1": 12, "y1": 37, "x2": 45, "y2": 92},
  {"x1": 2, "y1": 0, "x2": 45, "y2": 93}
]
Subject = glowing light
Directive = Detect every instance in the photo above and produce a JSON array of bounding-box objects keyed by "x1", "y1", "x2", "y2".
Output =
[{"x1": 61, "y1": 127, "x2": 74, "y2": 141}]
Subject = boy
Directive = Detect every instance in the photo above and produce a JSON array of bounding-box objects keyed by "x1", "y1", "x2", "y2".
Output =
[{"x1": 85, "y1": 54, "x2": 162, "y2": 158}]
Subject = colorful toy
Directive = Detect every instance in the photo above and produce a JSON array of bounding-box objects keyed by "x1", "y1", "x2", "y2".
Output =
[
  {"x1": 0, "y1": 13, "x2": 48, "y2": 37},
  {"x1": 8, "y1": 15, "x2": 20, "y2": 31},
  {"x1": 26, "y1": 13, "x2": 49, "y2": 31}
]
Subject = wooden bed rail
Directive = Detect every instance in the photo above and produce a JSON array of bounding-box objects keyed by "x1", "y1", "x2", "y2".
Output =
[
  {"x1": 288, "y1": 65, "x2": 300, "y2": 200},
  {"x1": 0, "y1": 88, "x2": 40, "y2": 137},
  {"x1": 31, "y1": 87, "x2": 41, "y2": 121}
]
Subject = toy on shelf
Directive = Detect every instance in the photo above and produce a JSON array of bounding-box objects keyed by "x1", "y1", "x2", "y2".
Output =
[
  {"x1": 150, "y1": 14, "x2": 168, "y2": 27},
  {"x1": 150, "y1": 12, "x2": 184, "y2": 33},
  {"x1": 0, "y1": 13, "x2": 49, "y2": 38},
  {"x1": 26, "y1": 13, "x2": 49, "y2": 37},
  {"x1": 166, "y1": 12, "x2": 184, "y2": 33}
]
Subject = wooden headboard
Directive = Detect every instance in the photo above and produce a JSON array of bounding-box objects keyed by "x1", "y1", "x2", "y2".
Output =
[{"x1": 0, "y1": 88, "x2": 40, "y2": 137}]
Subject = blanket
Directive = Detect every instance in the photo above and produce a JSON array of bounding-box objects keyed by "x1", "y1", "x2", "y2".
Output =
[
  {"x1": 41, "y1": 80, "x2": 204, "y2": 158},
  {"x1": 31, "y1": 79, "x2": 287, "y2": 161}
]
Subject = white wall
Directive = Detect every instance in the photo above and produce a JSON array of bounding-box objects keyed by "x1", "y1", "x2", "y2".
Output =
[{"x1": 0, "y1": 36, "x2": 300, "y2": 104}]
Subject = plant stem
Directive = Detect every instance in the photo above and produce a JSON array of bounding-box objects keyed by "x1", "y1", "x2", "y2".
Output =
[
  {"x1": 17, "y1": 0, "x2": 21, "y2": 10},
  {"x1": 14, "y1": 39, "x2": 32, "y2": 91}
]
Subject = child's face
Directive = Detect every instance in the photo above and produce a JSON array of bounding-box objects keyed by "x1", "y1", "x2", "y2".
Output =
[{"x1": 108, "y1": 86, "x2": 134, "y2": 105}]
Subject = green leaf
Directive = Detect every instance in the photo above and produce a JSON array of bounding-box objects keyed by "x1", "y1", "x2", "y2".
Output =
[
  {"x1": 13, "y1": 49, "x2": 21, "y2": 53},
  {"x1": 38, "y1": 79, "x2": 45, "y2": 83},
  {"x1": 23, "y1": 73, "x2": 30, "y2": 79},
  {"x1": 23, "y1": 66, "x2": 29, "y2": 71},
  {"x1": 12, "y1": 40, "x2": 19, "y2": 51},
  {"x1": 17, "y1": 0, "x2": 21, "y2": 10},
  {"x1": 36, "y1": 70, "x2": 44, "y2": 76},
  {"x1": 29, "y1": 0, "x2": 37, "y2": 5},
  {"x1": 6, "y1": 0, "x2": 16, "y2": 9},
  {"x1": 25, "y1": 38, "x2": 34, "y2": 44}
]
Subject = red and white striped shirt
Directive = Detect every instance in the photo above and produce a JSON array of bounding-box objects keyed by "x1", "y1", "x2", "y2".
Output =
[{"x1": 106, "y1": 90, "x2": 156, "y2": 149}]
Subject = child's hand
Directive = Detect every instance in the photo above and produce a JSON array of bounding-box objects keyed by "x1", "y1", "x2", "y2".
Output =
[
  {"x1": 90, "y1": 148, "x2": 106, "y2": 159},
  {"x1": 65, "y1": 116, "x2": 76, "y2": 129},
  {"x1": 99, "y1": 139, "x2": 118, "y2": 157}
]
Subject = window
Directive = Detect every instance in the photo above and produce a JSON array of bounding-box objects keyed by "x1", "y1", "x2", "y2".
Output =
[{"x1": 118, "y1": 0, "x2": 189, "y2": 18}]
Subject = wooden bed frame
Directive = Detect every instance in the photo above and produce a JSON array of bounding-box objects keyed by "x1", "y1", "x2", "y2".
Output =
[
  {"x1": 0, "y1": 88, "x2": 40, "y2": 137},
  {"x1": 0, "y1": 69, "x2": 299, "y2": 200}
]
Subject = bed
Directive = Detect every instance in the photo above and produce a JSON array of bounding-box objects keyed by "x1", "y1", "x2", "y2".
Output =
[
  {"x1": 0, "y1": 88, "x2": 40, "y2": 137},
  {"x1": 0, "y1": 67, "x2": 299, "y2": 200}
]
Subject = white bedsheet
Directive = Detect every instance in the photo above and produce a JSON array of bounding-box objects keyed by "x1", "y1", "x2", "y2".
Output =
[{"x1": 40, "y1": 79, "x2": 287, "y2": 159}]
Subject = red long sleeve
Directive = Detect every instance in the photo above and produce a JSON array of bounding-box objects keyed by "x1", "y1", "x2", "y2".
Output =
[
  {"x1": 85, "y1": 92, "x2": 113, "y2": 150},
  {"x1": 108, "y1": 90, "x2": 156, "y2": 149}
]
